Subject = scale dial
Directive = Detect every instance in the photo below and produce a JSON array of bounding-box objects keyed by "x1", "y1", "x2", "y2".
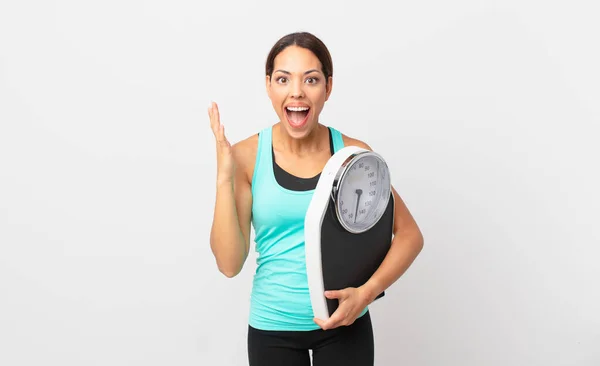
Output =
[{"x1": 333, "y1": 151, "x2": 391, "y2": 234}]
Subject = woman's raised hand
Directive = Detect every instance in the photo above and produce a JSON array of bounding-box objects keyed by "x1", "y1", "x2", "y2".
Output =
[{"x1": 208, "y1": 102, "x2": 235, "y2": 185}]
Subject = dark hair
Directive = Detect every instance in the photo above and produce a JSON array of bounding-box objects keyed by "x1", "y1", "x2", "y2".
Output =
[{"x1": 265, "y1": 32, "x2": 333, "y2": 84}]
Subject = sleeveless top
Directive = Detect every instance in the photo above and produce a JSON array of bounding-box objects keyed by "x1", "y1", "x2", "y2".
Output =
[{"x1": 248, "y1": 125, "x2": 368, "y2": 331}]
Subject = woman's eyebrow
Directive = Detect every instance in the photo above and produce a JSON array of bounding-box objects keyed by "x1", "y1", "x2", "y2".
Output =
[{"x1": 274, "y1": 69, "x2": 322, "y2": 75}]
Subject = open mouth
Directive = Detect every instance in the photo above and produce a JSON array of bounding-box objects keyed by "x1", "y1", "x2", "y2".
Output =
[{"x1": 285, "y1": 106, "x2": 311, "y2": 128}]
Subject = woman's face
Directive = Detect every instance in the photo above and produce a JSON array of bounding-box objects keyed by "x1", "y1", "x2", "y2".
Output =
[{"x1": 266, "y1": 45, "x2": 332, "y2": 139}]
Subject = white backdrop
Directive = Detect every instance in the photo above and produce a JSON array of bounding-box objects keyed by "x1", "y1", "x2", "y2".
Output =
[{"x1": 1, "y1": 1, "x2": 598, "y2": 365}]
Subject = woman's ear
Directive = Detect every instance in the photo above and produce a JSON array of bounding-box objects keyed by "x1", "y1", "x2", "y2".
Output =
[
  {"x1": 325, "y1": 76, "x2": 333, "y2": 101},
  {"x1": 265, "y1": 75, "x2": 272, "y2": 98}
]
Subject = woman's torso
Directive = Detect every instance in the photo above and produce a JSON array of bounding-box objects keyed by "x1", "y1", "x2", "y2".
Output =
[{"x1": 247, "y1": 124, "x2": 356, "y2": 331}]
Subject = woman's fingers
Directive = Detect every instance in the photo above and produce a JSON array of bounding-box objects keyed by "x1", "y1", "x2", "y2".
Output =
[
  {"x1": 209, "y1": 103, "x2": 221, "y2": 138},
  {"x1": 219, "y1": 124, "x2": 230, "y2": 147},
  {"x1": 207, "y1": 101, "x2": 234, "y2": 183},
  {"x1": 208, "y1": 102, "x2": 221, "y2": 136},
  {"x1": 208, "y1": 102, "x2": 230, "y2": 148},
  {"x1": 212, "y1": 102, "x2": 221, "y2": 126}
]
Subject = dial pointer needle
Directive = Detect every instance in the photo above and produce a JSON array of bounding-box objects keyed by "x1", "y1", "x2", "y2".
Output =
[{"x1": 354, "y1": 189, "x2": 362, "y2": 224}]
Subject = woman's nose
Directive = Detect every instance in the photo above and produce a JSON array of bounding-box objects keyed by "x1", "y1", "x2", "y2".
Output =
[{"x1": 290, "y1": 81, "x2": 305, "y2": 98}]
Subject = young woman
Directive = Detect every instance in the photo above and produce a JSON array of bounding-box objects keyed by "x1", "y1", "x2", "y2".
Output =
[{"x1": 209, "y1": 32, "x2": 424, "y2": 366}]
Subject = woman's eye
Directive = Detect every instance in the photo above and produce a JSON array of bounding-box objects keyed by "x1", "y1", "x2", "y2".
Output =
[
  {"x1": 306, "y1": 77, "x2": 318, "y2": 84},
  {"x1": 277, "y1": 77, "x2": 288, "y2": 83}
]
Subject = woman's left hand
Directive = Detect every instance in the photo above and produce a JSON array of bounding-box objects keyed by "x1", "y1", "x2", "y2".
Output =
[{"x1": 313, "y1": 286, "x2": 374, "y2": 330}]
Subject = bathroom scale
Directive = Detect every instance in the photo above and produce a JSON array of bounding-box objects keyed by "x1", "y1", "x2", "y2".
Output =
[{"x1": 305, "y1": 145, "x2": 395, "y2": 321}]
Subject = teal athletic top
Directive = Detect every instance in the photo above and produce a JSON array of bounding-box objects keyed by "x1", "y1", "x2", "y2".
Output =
[{"x1": 248, "y1": 125, "x2": 368, "y2": 331}]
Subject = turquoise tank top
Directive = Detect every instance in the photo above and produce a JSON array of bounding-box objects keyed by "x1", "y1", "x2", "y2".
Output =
[{"x1": 248, "y1": 125, "x2": 368, "y2": 331}]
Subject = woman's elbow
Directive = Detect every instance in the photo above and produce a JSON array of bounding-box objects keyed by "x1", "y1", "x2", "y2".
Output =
[
  {"x1": 215, "y1": 256, "x2": 245, "y2": 278},
  {"x1": 218, "y1": 263, "x2": 242, "y2": 278},
  {"x1": 414, "y1": 230, "x2": 424, "y2": 252}
]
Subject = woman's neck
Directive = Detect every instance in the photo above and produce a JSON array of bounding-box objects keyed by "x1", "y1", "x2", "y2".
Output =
[{"x1": 274, "y1": 123, "x2": 329, "y2": 157}]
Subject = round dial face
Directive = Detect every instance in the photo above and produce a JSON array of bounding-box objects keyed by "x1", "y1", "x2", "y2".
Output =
[{"x1": 335, "y1": 152, "x2": 391, "y2": 233}]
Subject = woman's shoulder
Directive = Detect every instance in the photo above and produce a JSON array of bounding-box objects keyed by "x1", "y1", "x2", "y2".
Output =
[
  {"x1": 231, "y1": 132, "x2": 260, "y2": 185},
  {"x1": 337, "y1": 130, "x2": 374, "y2": 151}
]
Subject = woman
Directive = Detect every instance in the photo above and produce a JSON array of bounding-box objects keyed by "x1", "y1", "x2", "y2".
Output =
[{"x1": 209, "y1": 32, "x2": 424, "y2": 366}]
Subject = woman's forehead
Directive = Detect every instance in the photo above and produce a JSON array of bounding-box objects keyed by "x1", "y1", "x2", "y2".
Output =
[{"x1": 273, "y1": 46, "x2": 322, "y2": 72}]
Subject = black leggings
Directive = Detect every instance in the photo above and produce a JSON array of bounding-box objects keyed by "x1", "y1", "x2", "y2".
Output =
[{"x1": 247, "y1": 311, "x2": 374, "y2": 366}]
